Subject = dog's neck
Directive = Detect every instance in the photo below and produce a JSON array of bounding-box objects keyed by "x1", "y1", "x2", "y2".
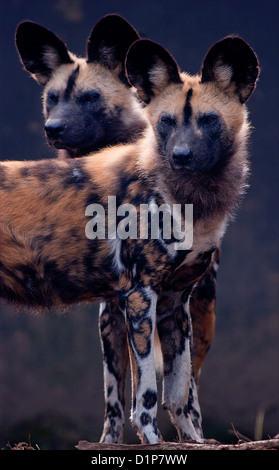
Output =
[{"x1": 57, "y1": 148, "x2": 83, "y2": 159}]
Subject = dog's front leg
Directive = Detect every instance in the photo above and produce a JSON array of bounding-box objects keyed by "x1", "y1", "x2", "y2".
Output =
[
  {"x1": 99, "y1": 299, "x2": 128, "y2": 443},
  {"x1": 125, "y1": 285, "x2": 162, "y2": 444}
]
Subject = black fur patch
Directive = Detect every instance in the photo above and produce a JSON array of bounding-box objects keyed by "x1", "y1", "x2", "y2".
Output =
[
  {"x1": 142, "y1": 389, "x2": 157, "y2": 409},
  {"x1": 184, "y1": 88, "x2": 193, "y2": 124},
  {"x1": 140, "y1": 412, "x2": 152, "y2": 426},
  {"x1": 105, "y1": 402, "x2": 122, "y2": 419},
  {"x1": 64, "y1": 66, "x2": 80, "y2": 101}
]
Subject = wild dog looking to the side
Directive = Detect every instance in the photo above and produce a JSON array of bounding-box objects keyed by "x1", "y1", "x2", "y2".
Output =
[
  {"x1": 15, "y1": 14, "x2": 147, "y2": 442},
  {"x1": 15, "y1": 15, "x2": 145, "y2": 158},
  {"x1": 16, "y1": 15, "x2": 221, "y2": 443},
  {"x1": 0, "y1": 36, "x2": 259, "y2": 443}
]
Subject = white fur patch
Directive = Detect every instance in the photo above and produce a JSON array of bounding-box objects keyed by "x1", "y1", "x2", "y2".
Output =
[
  {"x1": 215, "y1": 64, "x2": 233, "y2": 86},
  {"x1": 109, "y1": 237, "x2": 125, "y2": 274},
  {"x1": 149, "y1": 60, "x2": 169, "y2": 90},
  {"x1": 42, "y1": 45, "x2": 61, "y2": 69},
  {"x1": 100, "y1": 367, "x2": 125, "y2": 443}
]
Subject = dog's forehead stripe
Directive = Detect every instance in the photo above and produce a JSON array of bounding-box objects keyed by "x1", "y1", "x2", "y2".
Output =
[
  {"x1": 64, "y1": 65, "x2": 80, "y2": 100},
  {"x1": 184, "y1": 88, "x2": 193, "y2": 124}
]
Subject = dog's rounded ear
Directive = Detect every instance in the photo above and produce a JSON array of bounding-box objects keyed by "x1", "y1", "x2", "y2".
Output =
[
  {"x1": 86, "y1": 14, "x2": 140, "y2": 84},
  {"x1": 201, "y1": 35, "x2": 260, "y2": 103},
  {"x1": 126, "y1": 39, "x2": 182, "y2": 103},
  {"x1": 125, "y1": 39, "x2": 182, "y2": 103},
  {"x1": 15, "y1": 21, "x2": 73, "y2": 85}
]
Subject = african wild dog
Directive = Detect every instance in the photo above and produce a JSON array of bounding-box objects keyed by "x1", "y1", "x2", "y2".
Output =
[
  {"x1": 15, "y1": 15, "x2": 145, "y2": 158},
  {"x1": 16, "y1": 15, "x2": 220, "y2": 443},
  {"x1": 15, "y1": 14, "x2": 146, "y2": 442},
  {"x1": 0, "y1": 36, "x2": 259, "y2": 443}
]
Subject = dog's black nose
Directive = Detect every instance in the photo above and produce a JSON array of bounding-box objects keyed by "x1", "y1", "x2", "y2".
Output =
[
  {"x1": 172, "y1": 146, "x2": 193, "y2": 166},
  {"x1": 44, "y1": 120, "x2": 66, "y2": 139}
]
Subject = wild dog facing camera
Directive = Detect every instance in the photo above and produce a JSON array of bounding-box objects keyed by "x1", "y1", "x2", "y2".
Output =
[{"x1": 126, "y1": 37, "x2": 259, "y2": 176}]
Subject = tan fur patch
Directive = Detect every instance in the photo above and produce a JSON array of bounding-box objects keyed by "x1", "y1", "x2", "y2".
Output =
[
  {"x1": 191, "y1": 295, "x2": 216, "y2": 378},
  {"x1": 132, "y1": 319, "x2": 152, "y2": 356},
  {"x1": 144, "y1": 71, "x2": 246, "y2": 136},
  {"x1": 43, "y1": 56, "x2": 145, "y2": 119}
]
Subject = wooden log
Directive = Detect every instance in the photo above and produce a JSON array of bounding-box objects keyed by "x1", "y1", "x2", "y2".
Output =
[{"x1": 76, "y1": 438, "x2": 279, "y2": 451}]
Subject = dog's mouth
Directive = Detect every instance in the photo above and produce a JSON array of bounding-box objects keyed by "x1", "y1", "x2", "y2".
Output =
[
  {"x1": 51, "y1": 139, "x2": 66, "y2": 149},
  {"x1": 170, "y1": 158, "x2": 195, "y2": 174},
  {"x1": 45, "y1": 133, "x2": 64, "y2": 147},
  {"x1": 46, "y1": 135, "x2": 77, "y2": 151},
  {"x1": 45, "y1": 137, "x2": 81, "y2": 158}
]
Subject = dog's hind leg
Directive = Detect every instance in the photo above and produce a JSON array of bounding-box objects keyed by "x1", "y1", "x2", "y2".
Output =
[
  {"x1": 191, "y1": 248, "x2": 220, "y2": 379},
  {"x1": 157, "y1": 292, "x2": 203, "y2": 442}
]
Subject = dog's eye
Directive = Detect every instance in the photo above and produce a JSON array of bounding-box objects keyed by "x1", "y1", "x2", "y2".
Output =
[
  {"x1": 160, "y1": 114, "x2": 176, "y2": 127},
  {"x1": 48, "y1": 93, "x2": 59, "y2": 104},
  {"x1": 200, "y1": 114, "x2": 218, "y2": 125},
  {"x1": 78, "y1": 90, "x2": 101, "y2": 104}
]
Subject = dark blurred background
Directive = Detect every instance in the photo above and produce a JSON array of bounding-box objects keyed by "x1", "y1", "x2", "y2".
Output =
[{"x1": 0, "y1": 0, "x2": 278, "y2": 449}]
